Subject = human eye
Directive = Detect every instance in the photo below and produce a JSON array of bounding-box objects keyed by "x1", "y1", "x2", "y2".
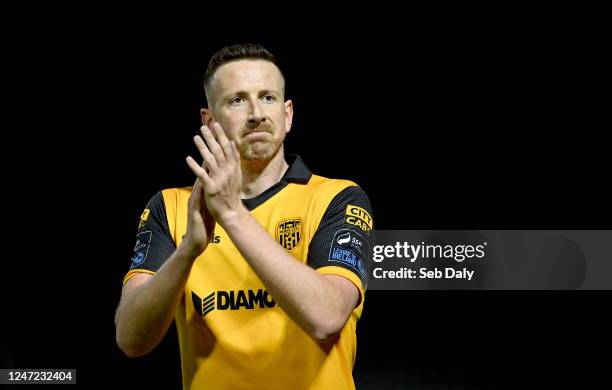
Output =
[
  {"x1": 261, "y1": 94, "x2": 277, "y2": 104},
  {"x1": 229, "y1": 96, "x2": 245, "y2": 105}
]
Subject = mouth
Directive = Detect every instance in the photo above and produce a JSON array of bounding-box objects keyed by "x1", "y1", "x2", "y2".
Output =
[
  {"x1": 243, "y1": 130, "x2": 271, "y2": 141},
  {"x1": 243, "y1": 125, "x2": 273, "y2": 139}
]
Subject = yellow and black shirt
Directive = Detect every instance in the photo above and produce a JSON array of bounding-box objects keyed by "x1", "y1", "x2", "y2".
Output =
[{"x1": 123, "y1": 155, "x2": 374, "y2": 390}]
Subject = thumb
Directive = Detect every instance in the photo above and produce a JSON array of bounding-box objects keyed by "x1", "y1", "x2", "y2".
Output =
[{"x1": 189, "y1": 178, "x2": 202, "y2": 209}]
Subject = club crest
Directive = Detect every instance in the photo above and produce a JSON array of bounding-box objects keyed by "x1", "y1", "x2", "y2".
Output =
[{"x1": 276, "y1": 218, "x2": 302, "y2": 251}]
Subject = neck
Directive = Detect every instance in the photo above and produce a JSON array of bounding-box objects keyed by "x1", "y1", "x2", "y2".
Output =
[{"x1": 240, "y1": 147, "x2": 289, "y2": 199}]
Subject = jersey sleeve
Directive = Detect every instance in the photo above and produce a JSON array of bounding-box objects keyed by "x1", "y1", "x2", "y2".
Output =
[
  {"x1": 123, "y1": 191, "x2": 176, "y2": 285},
  {"x1": 308, "y1": 186, "x2": 374, "y2": 304}
]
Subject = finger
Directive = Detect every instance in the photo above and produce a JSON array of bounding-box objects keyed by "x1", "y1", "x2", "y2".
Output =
[
  {"x1": 192, "y1": 176, "x2": 202, "y2": 194},
  {"x1": 186, "y1": 155, "x2": 205, "y2": 178},
  {"x1": 186, "y1": 156, "x2": 214, "y2": 188},
  {"x1": 212, "y1": 122, "x2": 232, "y2": 160},
  {"x1": 231, "y1": 140, "x2": 240, "y2": 162},
  {"x1": 200, "y1": 125, "x2": 225, "y2": 164},
  {"x1": 194, "y1": 135, "x2": 218, "y2": 172},
  {"x1": 188, "y1": 176, "x2": 202, "y2": 211},
  {"x1": 186, "y1": 156, "x2": 208, "y2": 185}
]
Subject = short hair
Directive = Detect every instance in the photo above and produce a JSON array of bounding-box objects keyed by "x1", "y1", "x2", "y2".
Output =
[{"x1": 203, "y1": 44, "x2": 284, "y2": 104}]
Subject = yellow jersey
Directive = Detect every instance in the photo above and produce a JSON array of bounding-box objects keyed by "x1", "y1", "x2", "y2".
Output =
[{"x1": 124, "y1": 155, "x2": 374, "y2": 389}]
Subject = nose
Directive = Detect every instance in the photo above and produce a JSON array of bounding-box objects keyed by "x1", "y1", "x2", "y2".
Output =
[{"x1": 247, "y1": 101, "x2": 266, "y2": 128}]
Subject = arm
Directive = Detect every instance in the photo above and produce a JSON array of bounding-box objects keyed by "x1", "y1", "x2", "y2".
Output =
[
  {"x1": 224, "y1": 211, "x2": 359, "y2": 342},
  {"x1": 115, "y1": 180, "x2": 215, "y2": 357},
  {"x1": 187, "y1": 124, "x2": 363, "y2": 342},
  {"x1": 115, "y1": 243, "x2": 197, "y2": 357}
]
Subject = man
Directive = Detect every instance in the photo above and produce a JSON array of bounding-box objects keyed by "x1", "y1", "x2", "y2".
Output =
[{"x1": 115, "y1": 43, "x2": 374, "y2": 389}]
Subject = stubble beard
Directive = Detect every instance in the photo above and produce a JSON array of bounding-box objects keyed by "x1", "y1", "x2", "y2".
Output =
[
  {"x1": 240, "y1": 138, "x2": 282, "y2": 161},
  {"x1": 240, "y1": 123, "x2": 284, "y2": 162}
]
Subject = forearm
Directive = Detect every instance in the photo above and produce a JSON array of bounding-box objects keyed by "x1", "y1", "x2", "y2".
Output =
[
  {"x1": 223, "y1": 210, "x2": 353, "y2": 341},
  {"x1": 115, "y1": 243, "x2": 197, "y2": 357},
  {"x1": 186, "y1": 124, "x2": 357, "y2": 340}
]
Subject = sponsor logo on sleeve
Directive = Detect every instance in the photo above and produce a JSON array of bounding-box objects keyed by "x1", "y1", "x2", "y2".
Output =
[
  {"x1": 130, "y1": 230, "x2": 152, "y2": 268},
  {"x1": 329, "y1": 229, "x2": 368, "y2": 277},
  {"x1": 138, "y1": 208, "x2": 151, "y2": 229},
  {"x1": 345, "y1": 204, "x2": 373, "y2": 233}
]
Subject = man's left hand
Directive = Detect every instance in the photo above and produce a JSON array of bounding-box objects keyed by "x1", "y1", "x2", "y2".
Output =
[{"x1": 186, "y1": 123, "x2": 245, "y2": 226}]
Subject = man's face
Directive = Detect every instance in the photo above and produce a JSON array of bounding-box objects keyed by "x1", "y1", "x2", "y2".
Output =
[{"x1": 203, "y1": 59, "x2": 293, "y2": 161}]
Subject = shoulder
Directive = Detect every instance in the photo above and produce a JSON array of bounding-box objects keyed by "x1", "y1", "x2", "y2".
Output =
[
  {"x1": 303, "y1": 174, "x2": 373, "y2": 232},
  {"x1": 307, "y1": 174, "x2": 362, "y2": 195},
  {"x1": 306, "y1": 174, "x2": 370, "y2": 204}
]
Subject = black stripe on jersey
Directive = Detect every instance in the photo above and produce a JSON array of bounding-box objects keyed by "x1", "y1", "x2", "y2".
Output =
[
  {"x1": 129, "y1": 192, "x2": 176, "y2": 273},
  {"x1": 307, "y1": 186, "x2": 375, "y2": 290}
]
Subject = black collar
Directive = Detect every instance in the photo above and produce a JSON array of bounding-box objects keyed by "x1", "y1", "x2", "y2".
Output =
[
  {"x1": 241, "y1": 154, "x2": 312, "y2": 211},
  {"x1": 282, "y1": 154, "x2": 312, "y2": 183}
]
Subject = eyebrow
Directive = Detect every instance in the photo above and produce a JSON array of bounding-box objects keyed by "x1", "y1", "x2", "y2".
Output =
[
  {"x1": 258, "y1": 89, "x2": 280, "y2": 95},
  {"x1": 222, "y1": 89, "x2": 281, "y2": 99}
]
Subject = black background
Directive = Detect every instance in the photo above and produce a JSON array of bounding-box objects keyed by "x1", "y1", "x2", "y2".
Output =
[{"x1": 2, "y1": 6, "x2": 610, "y2": 389}]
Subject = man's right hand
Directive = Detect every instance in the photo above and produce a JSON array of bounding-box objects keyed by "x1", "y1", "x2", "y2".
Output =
[
  {"x1": 117, "y1": 181, "x2": 213, "y2": 357},
  {"x1": 182, "y1": 178, "x2": 216, "y2": 258}
]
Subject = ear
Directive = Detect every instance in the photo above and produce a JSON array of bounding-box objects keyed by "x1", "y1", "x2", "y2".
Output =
[
  {"x1": 200, "y1": 108, "x2": 214, "y2": 127},
  {"x1": 284, "y1": 100, "x2": 294, "y2": 134}
]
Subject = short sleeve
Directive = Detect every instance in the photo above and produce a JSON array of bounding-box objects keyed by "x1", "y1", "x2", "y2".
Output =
[
  {"x1": 308, "y1": 186, "x2": 374, "y2": 303},
  {"x1": 123, "y1": 192, "x2": 176, "y2": 284}
]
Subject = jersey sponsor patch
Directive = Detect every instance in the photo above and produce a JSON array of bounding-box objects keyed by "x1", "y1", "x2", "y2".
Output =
[
  {"x1": 192, "y1": 290, "x2": 276, "y2": 318},
  {"x1": 275, "y1": 218, "x2": 302, "y2": 251},
  {"x1": 138, "y1": 208, "x2": 151, "y2": 229},
  {"x1": 345, "y1": 204, "x2": 373, "y2": 233},
  {"x1": 131, "y1": 230, "x2": 152, "y2": 267},
  {"x1": 329, "y1": 229, "x2": 368, "y2": 277}
]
